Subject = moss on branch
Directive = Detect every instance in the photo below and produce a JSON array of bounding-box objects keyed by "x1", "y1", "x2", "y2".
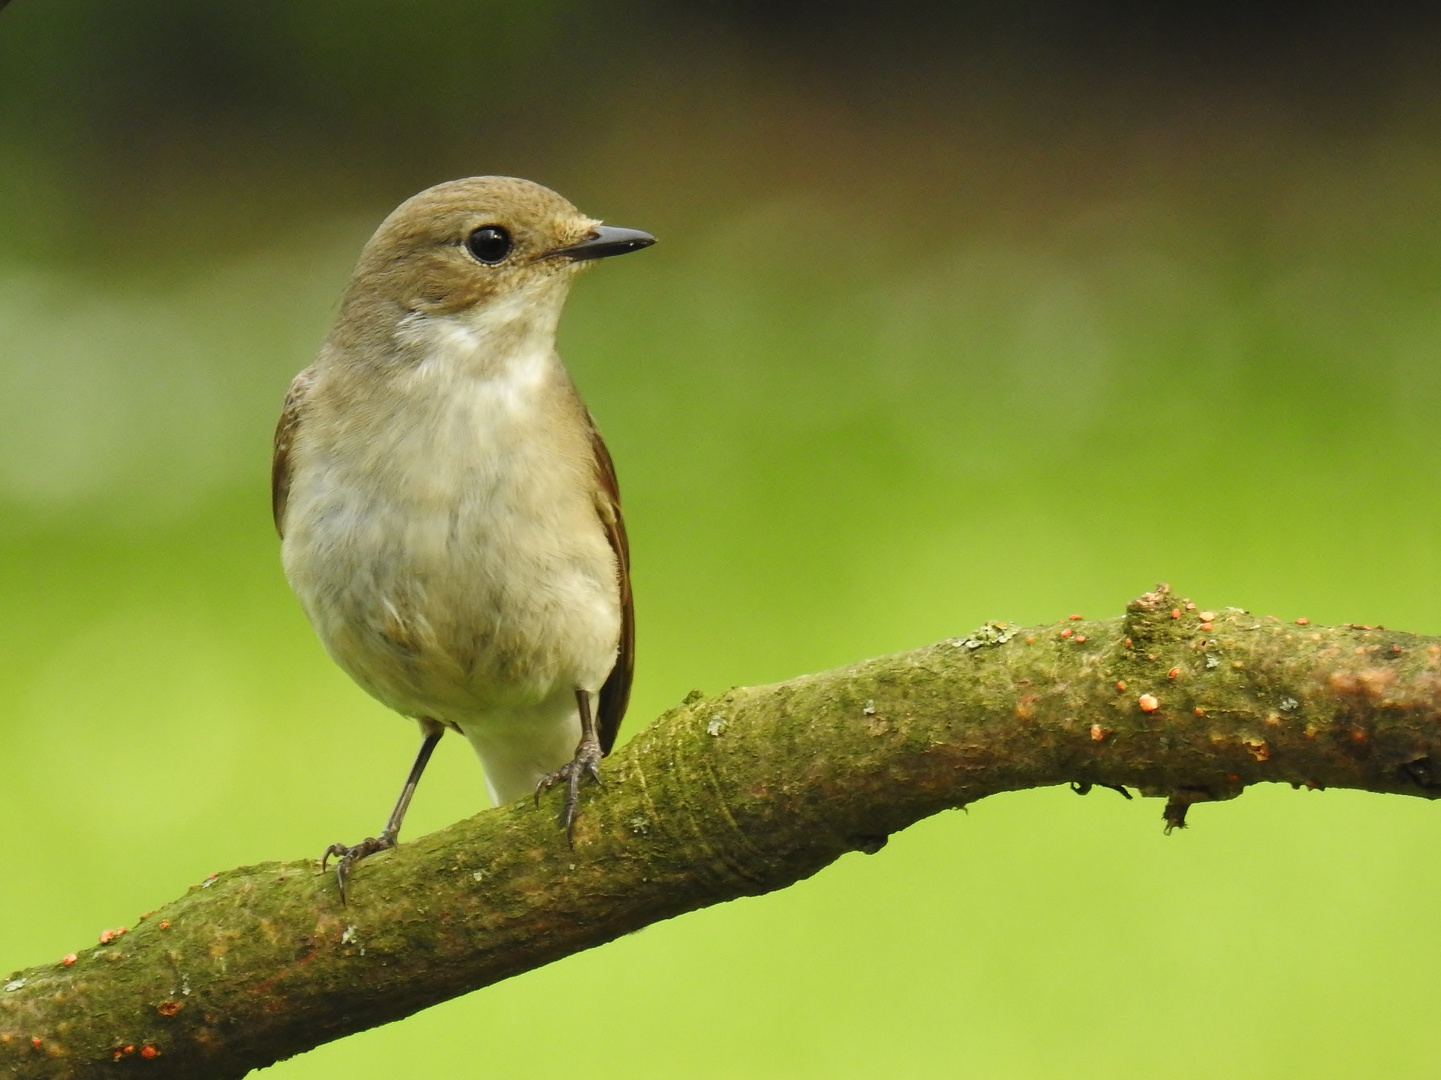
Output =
[{"x1": 4, "y1": 585, "x2": 1441, "y2": 1078}]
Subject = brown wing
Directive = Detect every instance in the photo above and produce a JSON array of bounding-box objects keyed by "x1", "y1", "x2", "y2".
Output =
[
  {"x1": 589, "y1": 416, "x2": 633, "y2": 755},
  {"x1": 271, "y1": 367, "x2": 316, "y2": 539}
]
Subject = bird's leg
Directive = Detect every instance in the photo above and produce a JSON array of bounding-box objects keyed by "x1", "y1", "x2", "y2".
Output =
[
  {"x1": 535, "y1": 688, "x2": 605, "y2": 842},
  {"x1": 323, "y1": 720, "x2": 443, "y2": 903}
]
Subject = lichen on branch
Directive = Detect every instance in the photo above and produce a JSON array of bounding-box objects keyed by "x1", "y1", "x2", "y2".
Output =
[{"x1": 4, "y1": 584, "x2": 1440, "y2": 1079}]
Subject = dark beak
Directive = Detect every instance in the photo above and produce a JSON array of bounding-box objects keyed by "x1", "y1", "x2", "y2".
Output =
[{"x1": 545, "y1": 225, "x2": 655, "y2": 262}]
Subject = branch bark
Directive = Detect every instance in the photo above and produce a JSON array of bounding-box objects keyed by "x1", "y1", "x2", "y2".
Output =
[{"x1": 5, "y1": 584, "x2": 1441, "y2": 1078}]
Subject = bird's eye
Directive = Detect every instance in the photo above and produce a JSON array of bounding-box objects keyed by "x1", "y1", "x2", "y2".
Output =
[{"x1": 465, "y1": 225, "x2": 513, "y2": 265}]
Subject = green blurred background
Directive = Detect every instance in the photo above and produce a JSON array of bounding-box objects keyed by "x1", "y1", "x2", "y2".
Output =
[{"x1": 4, "y1": 1, "x2": 1441, "y2": 1075}]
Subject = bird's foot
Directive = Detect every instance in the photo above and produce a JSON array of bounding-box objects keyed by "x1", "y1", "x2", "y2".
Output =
[
  {"x1": 321, "y1": 832, "x2": 396, "y2": 904},
  {"x1": 534, "y1": 736, "x2": 604, "y2": 842}
]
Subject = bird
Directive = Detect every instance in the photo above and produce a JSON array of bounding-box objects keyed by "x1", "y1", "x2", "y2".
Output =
[{"x1": 271, "y1": 176, "x2": 653, "y2": 899}]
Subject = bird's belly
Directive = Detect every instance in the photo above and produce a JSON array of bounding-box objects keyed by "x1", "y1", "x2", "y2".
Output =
[{"x1": 282, "y1": 462, "x2": 621, "y2": 725}]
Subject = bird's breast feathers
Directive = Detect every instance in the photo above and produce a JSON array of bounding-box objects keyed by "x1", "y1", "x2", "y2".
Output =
[{"x1": 281, "y1": 334, "x2": 621, "y2": 721}]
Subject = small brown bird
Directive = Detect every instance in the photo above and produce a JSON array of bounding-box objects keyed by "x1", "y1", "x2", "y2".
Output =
[{"x1": 272, "y1": 177, "x2": 653, "y2": 897}]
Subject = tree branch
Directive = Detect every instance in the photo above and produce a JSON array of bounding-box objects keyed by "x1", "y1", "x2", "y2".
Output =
[{"x1": 4, "y1": 584, "x2": 1440, "y2": 1078}]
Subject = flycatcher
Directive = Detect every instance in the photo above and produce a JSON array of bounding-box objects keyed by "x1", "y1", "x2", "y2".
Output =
[{"x1": 272, "y1": 176, "x2": 653, "y2": 897}]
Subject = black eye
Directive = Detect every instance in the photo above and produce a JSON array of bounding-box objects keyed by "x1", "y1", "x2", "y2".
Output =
[{"x1": 466, "y1": 225, "x2": 513, "y2": 264}]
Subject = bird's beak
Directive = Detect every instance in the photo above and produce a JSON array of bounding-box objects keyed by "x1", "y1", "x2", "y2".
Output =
[{"x1": 543, "y1": 225, "x2": 656, "y2": 262}]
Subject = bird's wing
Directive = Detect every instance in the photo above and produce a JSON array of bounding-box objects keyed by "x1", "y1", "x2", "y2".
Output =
[
  {"x1": 589, "y1": 416, "x2": 633, "y2": 755},
  {"x1": 271, "y1": 366, "x2": 317, "y2": 539}
]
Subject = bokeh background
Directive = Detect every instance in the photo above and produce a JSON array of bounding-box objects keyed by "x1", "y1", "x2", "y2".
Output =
[{"x1": 4, "y1": 1, "x2": 1441, "y2": 1075}]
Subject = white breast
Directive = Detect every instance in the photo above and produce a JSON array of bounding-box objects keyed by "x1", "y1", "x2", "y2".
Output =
[{"x1": 281, "y1": 314, "x2": 622, "y2": 735}]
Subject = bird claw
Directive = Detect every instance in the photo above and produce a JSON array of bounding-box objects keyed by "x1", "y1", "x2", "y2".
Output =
[
  {"x1": 535, "y1": 737, "x2": 605, "y2": 842},
  {"x1": 320, "y1": 834, "x2": 395, "y2": 904}
]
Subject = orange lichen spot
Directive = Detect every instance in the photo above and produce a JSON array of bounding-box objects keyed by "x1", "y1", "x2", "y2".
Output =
[
  {"x1": 141, "y1": 1045, "x2": 161, "y2": 1059},
  {"x1": 1200, "y1": 622, "x2": 1214, "y2": 632},
  {"x1": 157, "y1": 1000, "x2": 184, "y2": 1018},
  {"x1": 1168, "y1": 667, "x2": 1180, "y2": 678},
  {"x1": 1296, "y1": 617, "x2": 1309, "y2": 625},
  {"x1": 1138, "y1": 693, "x2": 1160, "y2": 712},
  {"x1": 1074, "y1": 634, "x2": 1087, "y2": 643},
  {"x1": 1015, "y1": 694, "x2": 1037, "y2": 720},
  {"x1": 1069, "y1": 613, "x2": 1083, "y2": 620},
  {"x1": 1060, "y1": 628, "x2": 1072, "y2": 638},
  {"x1": 31, "y1": 1038, "x2": 42, "y2": 1049},
  {"x1": 1090, "y1": 723, "x2": 1111, "y2": 741},
  {"x1": 61, "y1": 953, "x2": 76, "y2": 967},
  {"x1": 1242, "y1": 736, "x2": 1269, "y2": 761},
  {"x1": 1351, "y1": 728, "x2": 1369, "y2": 744},
  {"x1": 159, "y1": 921, "x2": 171, "y2": 930},
  {"x1": 1304, "y1": 722, "x2": 1321, "y2": 738},
  {"x1": 1026, "y1": 635, "x2": 1035, "y2": 644},
  {"x1": 139, "y1": 911, "x2": 154, "y2": 921},
  {"x1": 1185, "y1": 601, "x2": 1197, "y2": 610},
  {"x1": 1193, "y1": 707, "x2": 1205, "y2": 717},
  {"x1": 1391, "y1": 644, "x2": 1403, "y2": 653},
  {"x1": 1116, "y1": 680, "x2": 1127, "y2": 690},
  {"x1": 1170, "y1": 608, "x2": 1181, "y2": 619},
  {"x1": 99, "y1": 927, "x2": 127, "y2": 945},
  {"x1": 1124, "y1": 637, "x2": 1133, "y2": 647},
  {"x1": 1199, "y1": 611, "x2": 1216, "y2": 622},
  {"x1": 114, "y1": 1045, "x2": 136, "y2": 1060}
]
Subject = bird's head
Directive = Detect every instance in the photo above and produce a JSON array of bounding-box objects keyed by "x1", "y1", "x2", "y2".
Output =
[{"x1": 332, "y1": 176, "x2": 653, "y2": 358}]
